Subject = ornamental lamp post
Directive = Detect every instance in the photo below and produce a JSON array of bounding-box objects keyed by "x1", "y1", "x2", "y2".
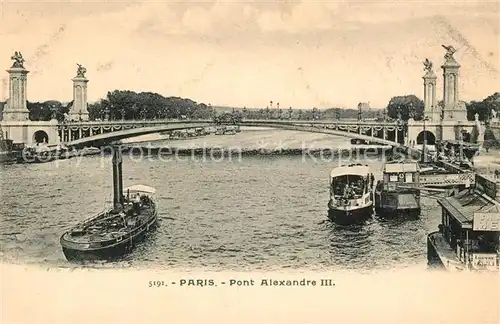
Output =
[
  {"x1": 104, "y1": 107, "x2": 110, "y2": 121},
  {"x1": 422, "y1": 115, "x2": 430, "y2": 163},
  {"x1": 50, "y1": 105, "x2": 58, "y2": 121}
]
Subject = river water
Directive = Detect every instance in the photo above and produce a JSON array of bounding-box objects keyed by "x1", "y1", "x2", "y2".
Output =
[{"x1": 0, "y1": 129, "x2": 442, "y2": 271}]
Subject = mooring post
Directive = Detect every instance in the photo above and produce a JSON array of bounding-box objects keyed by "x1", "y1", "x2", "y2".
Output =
[{"x1": 111, "y1": 144, "x2": 124, "y2": 210}]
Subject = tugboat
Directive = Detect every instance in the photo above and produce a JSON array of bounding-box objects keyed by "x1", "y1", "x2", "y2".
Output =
[
  {"x1": 374, "y1": 159, "x2": 421, "y2": 217},
  {"x1": 60, "y1": 145, "x2": 158, "y2": 262},
  {"x1": 327, "y1": 163, "x2": 375, "y2": 224},
  {"x1": 427, "y1": 173, "x2": 500, "y2": 271}
]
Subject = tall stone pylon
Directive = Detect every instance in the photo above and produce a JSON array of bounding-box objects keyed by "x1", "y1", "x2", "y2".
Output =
[
  {"x1": 68, "y1": 63, "x2": 89, "y2": 121},
  {"x1": 440, "y1": 45, "x2": 466, "y2": 120},
  {"x1": 3, "y1": 52, "x2": 30, "y2": 121},
  {"x1": 422, "y1": 58, "x2": 439, "y2": 122}
]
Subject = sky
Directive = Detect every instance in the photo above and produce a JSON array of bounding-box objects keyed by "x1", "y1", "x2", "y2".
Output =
[{"x1": 0, "y1": 0, "x2": 499, "y2": 109}]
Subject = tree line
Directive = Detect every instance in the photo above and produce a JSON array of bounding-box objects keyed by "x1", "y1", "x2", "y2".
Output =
[
  {"x1": 0, "y1": 90, "x2": 498, "y2": 122},
  {"x1": 385, "y1": 92, "x2": 499, "y2": 122}
]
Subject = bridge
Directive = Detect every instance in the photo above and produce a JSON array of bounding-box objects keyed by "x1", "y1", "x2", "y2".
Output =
[
  {"x1": 0, "y1": 45, "x2": 485, "y2": 156},
  {"x1": 56, "y1": 119, "x2": 405, "y2": 149}
]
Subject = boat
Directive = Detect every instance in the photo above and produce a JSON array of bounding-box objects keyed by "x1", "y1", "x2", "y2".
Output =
[
  {"x1": 21, "y1": 145, "x2": 67, "y2": 163},
  {"x1": 327, "y1": 163, "x2": 375, "y2": 224},
  {"x1": 0, "y1": 138, "x2": 17, "y2": 164},
  {"x1": 438, "y1": 140, "x2": 480, "y2": 161},
  {"x1": 79, "y1": 146, "x2": 101, "y2": 157},
  {"x1": 374, "y1": 159, "x2": 421, "y2": 217},
  {"x1": 427, "y1": 173, "x2": 500, "y2": 271},
  {"x1": 0, "y1": 126, "x2": 24, "y2": 164},
  {"x1": 168, "y1": 130, "x2": 189, "y2": 140},
  {"x1": 60, "y1": 145, "x2": 158, "y2": 262}
]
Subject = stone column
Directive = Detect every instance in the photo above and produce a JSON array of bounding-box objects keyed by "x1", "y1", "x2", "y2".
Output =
[
  {"x1": 68, "y1": 64, "x2": 89, "y2": 121},
  {"x1": 69, "y1": 76, "x2": 89, "y2": 121},
  {"x1": 423, "y1": 69, "x2": 437, "y2": 121},
  {"x1": 3, "y1": 66, "x2": 30, "y2": 121},
  {"x1": 441, "y1": 57, "x2": 460, "y2": 118}
]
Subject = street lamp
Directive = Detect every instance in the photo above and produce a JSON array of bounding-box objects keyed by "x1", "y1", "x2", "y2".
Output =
[
  {"x1": 50, "y1": 105, "x2": 58, "y2": 121},
  {"x1": 104, "y1": 107, "x2": 110, "y2": 121},
  {"x1": 422, "y1": 115, "x2": 430, "y2": 163}
]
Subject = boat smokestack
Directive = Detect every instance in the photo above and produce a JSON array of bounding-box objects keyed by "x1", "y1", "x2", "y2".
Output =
[{"x1": 112, "y1": 145, "x2": 124, "y2": 210}]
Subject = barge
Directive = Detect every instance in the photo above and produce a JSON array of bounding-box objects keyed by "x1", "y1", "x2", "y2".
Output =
[
  {"x1": 374, "y1": 159, "x2": 421, "y2": 217},
  {"x1": 427, "y1": 173, "x2": 499, "y2": 271}
]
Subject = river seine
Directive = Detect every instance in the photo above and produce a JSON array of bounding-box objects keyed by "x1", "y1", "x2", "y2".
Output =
[{"x1": 0, "y1": 129, "x2": 442, "y2": 271}]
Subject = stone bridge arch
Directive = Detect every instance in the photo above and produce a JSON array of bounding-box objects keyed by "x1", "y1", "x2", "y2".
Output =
[
  {"x1": 33, "y1": 130, "x2": 49, "y2": 144},
  {"x1": 416, "y1": 130, "x2": 436, "y2": 145}
]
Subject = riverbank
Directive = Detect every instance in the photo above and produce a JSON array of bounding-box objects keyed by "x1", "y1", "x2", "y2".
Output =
[
  {"x1": 121, "y1": 129, "x2": 390, "y2": 149},
  {"x1": 116, "y1": 145, "x2": 393, "y2": 158},
  {"x1": 473, "y1": 148, "x2": 500, "y2": 174}
]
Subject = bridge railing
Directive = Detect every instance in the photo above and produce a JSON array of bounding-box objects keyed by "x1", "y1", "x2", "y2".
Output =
[
  {"x1": 59, "y1": 118, "x2": 213, "y2": 126},
  {"x1": 58, "y1": 118, "x2": 399, "y2": 127},
  {"x1": 419, "y1": 173, "x2": 475, "y2": 186}
]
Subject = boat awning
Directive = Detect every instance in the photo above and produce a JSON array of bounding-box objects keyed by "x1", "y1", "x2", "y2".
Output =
[
  {"x1": 437, "y1": 189, "x2": 500, "y2": 229},
  {"x1": 123, "y1": 185, "x2": 157, "y2": 195},
  {"x1": 384, "y1": 163, "x2": 418, "y2": 173},
  {"x1": 330, "y1": 165, "x2": 371, "y2": 178}
]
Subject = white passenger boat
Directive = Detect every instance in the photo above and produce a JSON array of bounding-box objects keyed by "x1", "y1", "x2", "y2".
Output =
[{"x1": 327, "y1": 163, "x2": 375, "y2": 224}]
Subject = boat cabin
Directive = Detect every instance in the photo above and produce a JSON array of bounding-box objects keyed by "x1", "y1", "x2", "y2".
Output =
[
  {"x1": 123, "y1": 185, "x2": 156, "y2": 207},
  {"x1": 330, "y1": 164, "x2": 374, "y2": 199},
  {"x1": 381, "y1": 161, "x2": 419, "y2": 192},
  {"x1": 436, "y1": 174, "x2": 500, "y2": 270}
]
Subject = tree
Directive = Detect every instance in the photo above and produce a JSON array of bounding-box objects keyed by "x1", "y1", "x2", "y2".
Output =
[
  {"x1": 312, "y1": 107, "x2": 319, "y2": 120},
  {"x1": 335, "y1": 108, "x2": 341, "y2": 120},
  {"x1": 466, "y1": 93, "x2": 500, "y2": 121},
  {"x1": 27, "y1": 100, "x2": 64, "y2": 121},
  {"x1": 83, "y1": 90, "x2": 212, "y2": 121},
  {"x1": 386, "y1": 95, "x2": 424, "y2": 121}
]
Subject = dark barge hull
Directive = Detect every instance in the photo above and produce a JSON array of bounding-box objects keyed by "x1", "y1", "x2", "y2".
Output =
[
  {"x1": 374, "y1": 190, "x2": 420, "y2": 218},
  {"x1": 375, "y1": 207, "x2": 421, "y2": 218},
  {"x1": 427, "y1": 232, "x2": 446, "y2": 269},
  {"x1": 327, "y1": 204, "x2": 373, "y2": 225},
  {"x1": 61, "y1": 216, "x2": 158, "y2": 262}
]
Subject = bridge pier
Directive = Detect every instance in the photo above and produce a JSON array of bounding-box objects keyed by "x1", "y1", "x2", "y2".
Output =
[{"x1": 1, "y1": 120, "x2": 61, "y2": 146}]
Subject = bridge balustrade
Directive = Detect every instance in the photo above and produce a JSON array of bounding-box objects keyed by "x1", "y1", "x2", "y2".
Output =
[
  {"x1": 419, "y1": 173, "x2": 475, "y2": 187},
  {"x1": 58, "y1": 118, "x2": 405, "y2": 147}
]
